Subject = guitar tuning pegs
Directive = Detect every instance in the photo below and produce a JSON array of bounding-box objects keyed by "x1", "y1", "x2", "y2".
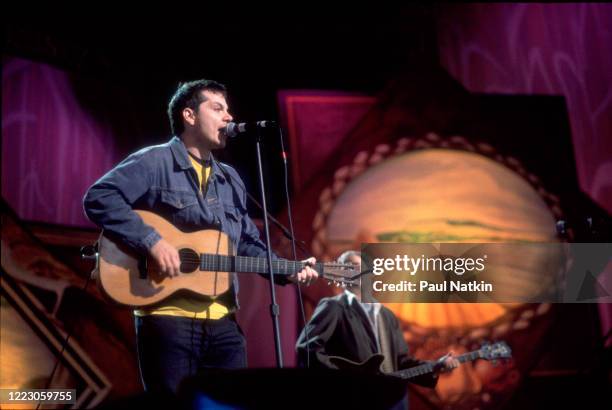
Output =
[
  {"x1": 336, "y1": 282, "x2": 341, "y2": 287},
  {"x1": 341, "y1": 282, "x2": 347, "y2": 288},
  {"x1": 327, "y1": 281, "x2": 332, "y2": 286}
]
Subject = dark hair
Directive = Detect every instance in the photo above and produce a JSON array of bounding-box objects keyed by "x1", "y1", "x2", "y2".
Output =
[{"x1": 167, "y1": 79, "x2": 227, "y2": 135}]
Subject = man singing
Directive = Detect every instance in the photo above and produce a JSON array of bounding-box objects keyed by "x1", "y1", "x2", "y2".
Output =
[{"x1": 84, "y1": 79, "x2": 318, "y2": 393}]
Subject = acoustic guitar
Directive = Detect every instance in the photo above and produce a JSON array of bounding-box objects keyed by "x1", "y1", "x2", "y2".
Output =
[{"x1": 92, "y1": 210, "x2": 360, "y2": 306}]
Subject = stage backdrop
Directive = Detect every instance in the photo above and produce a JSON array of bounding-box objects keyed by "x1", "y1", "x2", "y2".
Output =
[{"x1": 275, "y1": 14, "x2": 611, "y2": 401}]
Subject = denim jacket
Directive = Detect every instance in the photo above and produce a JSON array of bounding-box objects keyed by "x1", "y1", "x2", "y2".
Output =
[{"x1": 83, "y1": 136, "x2": 284, "y2": 304}]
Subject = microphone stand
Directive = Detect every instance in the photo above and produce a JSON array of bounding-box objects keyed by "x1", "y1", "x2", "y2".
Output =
[{"x1": 254, "y1": 127, "x2": 284, "y2": 368}]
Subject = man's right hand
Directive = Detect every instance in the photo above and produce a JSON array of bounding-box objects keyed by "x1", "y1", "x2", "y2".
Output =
[{"x1": 149, "y1": 239, "x2": 181, "y2": 277}]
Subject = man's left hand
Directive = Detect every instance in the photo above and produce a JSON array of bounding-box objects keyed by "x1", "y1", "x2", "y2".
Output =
[
  {"x1": 289, "y1": 257, "x2": 319, "y2": 285},
  {"x1": 433, "y1": 351, "x2": 460, "y2": 373}
]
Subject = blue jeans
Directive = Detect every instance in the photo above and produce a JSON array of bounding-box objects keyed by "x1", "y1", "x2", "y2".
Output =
[{"x1": 135, "y1": 315, "x2": 247, "y2": 394}]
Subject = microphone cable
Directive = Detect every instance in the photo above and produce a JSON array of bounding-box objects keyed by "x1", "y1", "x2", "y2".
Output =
[{"x1": 277, "y1": 126, "x2": 311, "y2": 369}]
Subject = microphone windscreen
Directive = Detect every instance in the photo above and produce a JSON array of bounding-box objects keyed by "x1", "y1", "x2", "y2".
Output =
[{"x1": 225, "y1": 122, "x2": 239, "y2": 138}]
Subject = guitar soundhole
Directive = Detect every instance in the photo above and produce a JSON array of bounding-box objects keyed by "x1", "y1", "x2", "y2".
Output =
[{"x1": 179, "y1": 248, "x2": 199, "y2": 273}]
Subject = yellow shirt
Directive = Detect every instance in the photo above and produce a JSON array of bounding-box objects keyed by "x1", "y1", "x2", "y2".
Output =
[{"x1": 134, "y1": 155, "x2": 230, "y2": 319}]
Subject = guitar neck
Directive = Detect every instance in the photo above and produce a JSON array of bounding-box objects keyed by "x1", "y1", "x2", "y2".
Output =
[
  {"x1": 394, "y1": 350, "x2": 481, "y2": 380},
  {"x1": 200, "y1": 254, "x2": 322, "y2": 276}
]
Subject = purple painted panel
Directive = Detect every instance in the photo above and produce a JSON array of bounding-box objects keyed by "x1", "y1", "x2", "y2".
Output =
[
  {"x1": 277, "y1": 90, "x2": 376, "y2": 192},
  {"x1": 2, "y1": 57, "x2": 123, "y2": 227},
  {"x1": 437, "y1": 3, "x2": 612, "y2": 213},
  {"x1": 437, "y1": 2, "x2": 612, "y2": 345}
]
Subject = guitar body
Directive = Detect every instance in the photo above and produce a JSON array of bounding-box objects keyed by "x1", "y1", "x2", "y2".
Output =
[
  {"x1": 329, "y1": 354, "x2": 385, "y2": 374},
  {"x1": 94, "y1": 210, "x2": 232, "y2": 306}
]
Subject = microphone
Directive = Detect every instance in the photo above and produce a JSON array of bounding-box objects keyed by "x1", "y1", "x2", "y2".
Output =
[{"x1": 225, "y1": 121, "x2": 277, "y2": 138}]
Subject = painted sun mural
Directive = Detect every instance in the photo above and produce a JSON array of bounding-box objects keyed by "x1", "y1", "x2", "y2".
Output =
[{"x1": 325, "y1": 149, "x2": 558, "y2": 328}]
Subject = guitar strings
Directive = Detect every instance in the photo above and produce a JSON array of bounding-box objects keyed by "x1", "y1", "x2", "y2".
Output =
[{"x1": 171, "y1": 256, "x2": 356, "y2": 269}]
